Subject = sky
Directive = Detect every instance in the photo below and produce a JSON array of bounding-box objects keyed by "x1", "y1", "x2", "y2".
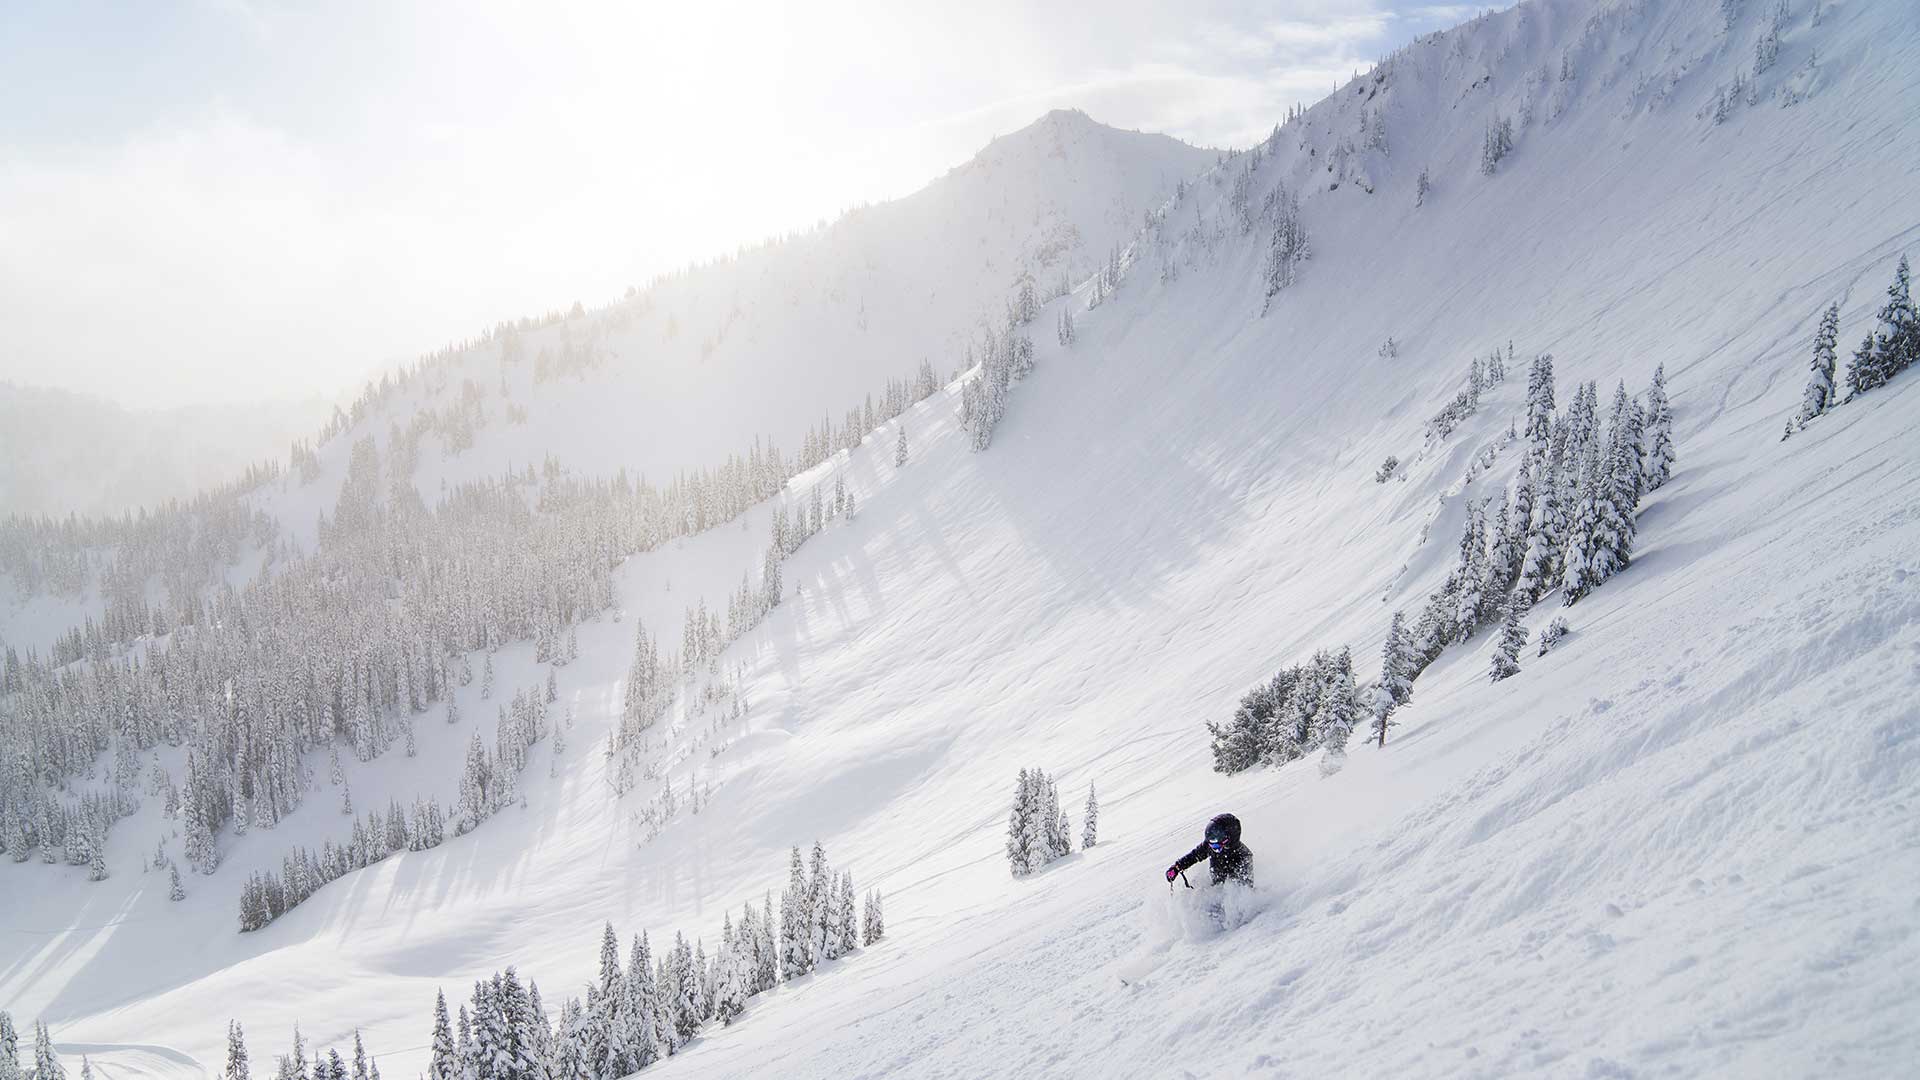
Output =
[{"x1": 0, "y1": 0, "x2": 1480, "y2": 411}]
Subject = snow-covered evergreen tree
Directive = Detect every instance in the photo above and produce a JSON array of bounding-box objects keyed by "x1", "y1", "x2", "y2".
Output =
[
  {"x1": 1453, "y1": 501, "x2": 1491, "y2": 637},
  {"x1": 1800, "y1": 303, "x2": 1840, "y2": 423},
  {"x1": 780, "y1": 845, "x2": 811, "y2": 979},
  {"x1": 428, "y1": 990, "x2": 458, "y2": 1080},
  {"x1": 894, "y1": 423, "x2": 909, "y2": 467},
  {"x1": 1524, "y1": 353, "x2": 1555, "y2": 454},
  {"x1": 1317, "y1": 650, "x2": 1360, "y2": 759},
  {"x1": 1005, "y1": 768, "x2": 1032, "y2": 876},
  {"x1": 1641, "y1": 366, "x2": 1674, "y2": 492},
  {"x1": 836, "y1": 871, "x2": 859, "y2": 956},
  {"x1": 1560, "y1": 435, "x2": 1607, "y2": 604},
  {"x1": 0, "y1": 1013, "x2": 19, "y2": 1080},
  {"x1": 1880, "y1": 256, "x2": 1916, "y2": 362},
  {"x1": 350, "y1": 1029, "x2": 371, "y2": 1080},
  {"x1": 1481, "y1": 497, "x2": 1520, "y2": 604},
  {"x1": 710, "y1": 931, "x2": 742, "y2": 1028},
  {"x1": 1081, "y1": 784, "x2": 1098, "y2": 849},
  {"x1": 1561, "y1": 388, "x2": 1640, "y2": 605},
  {"x1": 865, "y1": 890, "x2": 885, "y2": 944},
  {"x1": 671, "y1": 933, "x2": 700, "y2": 1044},
  {"x1": 525, "y1": 982, "x2": 553, "y2": 1079},
  {"x1": 224, "y1": 1023, "x2": 252, "y2": 1080},
  {"x1": 1261, "y1": 183, "x2": 1310, "y2": 308},
  {"x1": 1515, "y1": 453, "x2": 1563, "y2": 604},
  {"x1": 35, "y1": 1021, "x2": 65, "y2": 1080},
  {"x1": 454, "y1": 1006, "x2": 472, "y2": 1080},
  {"x1": 1490, "y1": 599, "x2": 1529, "y2": 682},
  {"x1": 807, "y1": 840, "x2": 833, "y2": 966},
  {"x1": 626, "y1": 932, "x2": 662, "y2": 1070},
  {"x1": 755, "y1": 893, "x2": 778, "y2": 993},
  {"x1": 588, "y1": 921, "x2": 632, "y2": 1078},
  {"x1": 1851, "y1": 255, "x2": 1917, "y2": 394},
  {"x1": 1371, "y1": 611, "x2": 1415, "y2": 747},
  {"x1": 1480, "y1": 114, "x2": 1514, "y2": 174},
  {"x1": 1537, "y1": 615, "x2": 1570, "y2": 656}
]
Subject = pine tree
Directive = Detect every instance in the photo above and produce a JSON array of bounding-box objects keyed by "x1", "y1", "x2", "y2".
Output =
[
  {"x1": 748, "y1": 893, "x2": 774, "y2": 994},
  {"x1": 1317, "y1": 649, "x2": 1360, "y2": 758},
  {"x1": 428, "y1": 990, "x2": 457, "y2": 1080},
  {"x1": 671, "y1": 933, "x2": 700, "y2": 1044},
  {"x1": 168, "y1": 861, "x2": 186, "y2": 901},
  {"x1": 1515, "y1": 454, "x2": 1563, "y2": 604},
  {"x1": 1453, "y1": 502, "x2": 1490, "y2": 637},
  {"x1": 1481, "y1": 498, "x2": 1519, "y2": 602},
  {"x1": 1560, "y1": 435, "x2": 1607, "y2": 605},
  {"x1": 1607, "y1": 385, "x2": 1643, "y2": 567},
  {"x1": 1480, "y1": 114, "x2": 1514, "y2": 174},
  {"x1": 1020, "y1": 771, "x2": 1055, "y2": 871},
  {"x1": 1801, "y1": 303, "x2": 1840, "y2": 423},
  {"x1": 1845, "y1": 331, "x2": 1879, "y2": 398},
  {"x1": 713, "y1": 918, "x2": 744, "y2": 1026},
  {"x1": 589, "y1": 921, "x2": 631, "y2": 1078},
  {"x1": 550, "y1": 999, "x2": 588, "y2": 1080},
  {"x1": 1262, "y1": 184, "x2": 1309, "y2": 307},
  {"x1": 1867, "y1": 255, "x2": 1917, "y2": 386},
  {"x1": 692, "y1": 938, "x2": 713, "y2": 1023},
  {"x1": 894, "y1": 424, "x2": 909, "y2": 467},
  {"x1": 1371, "y1": 611, "x2": 1414, "y2": 747},
  {"x1": 780, "y1": 845, "x2": 811, "y2": 979},
  {"x1": 1490, "y1": 599, "x2": 1529, "y2": 682},
  {"x1": 1379, "y1": 610, "x2": 1415, "y2": 708},
  {"x1": 0, "y1": 1013, "x2": 19, "y2": 1080},
  {"x1": 866, "y1": 890, "x2": 885, "y2": 943},
  {"x1": 1005, "y1": 769, "x2": 1031, "y2": 876},
  {"x1": 626, "y1": 932, "x2": 662, "y2": 1069},
  {"x1": 1563, "y1": 390, "x2": 1638, "y2": 604},
  {"x1": 1081, "y1": 784, "x2": 1099, "y2": 849},
  {"x1": 454, "y1": 1007, "x2": 472, "y2": 1080},
  {"x1": 1524, "y1": 353, "x2": 1555, "y2": 455},
  {"x1": 222, "y1": 1014, "x2": 253, "y2": 1076},
  {"x1": 807, "y1": 840, "x2": 833, "y2": 966},
  {"x1": 34, "y1": 1021, "x2": 65, "y2": 1080},
  {"x1": 350, "y1": 1030, "x2": 369, "y2": 1080},
  {"x1": 836, "y1": 871, "x2": 859, "y2": 956},
  {"x1": 1642, "y1": 364, "x2": 1675, "y2": 491},
  {"x1": 762, "y1": 545, "x2": 783, "y2": 612},
  {"x1": 274, "y1": 1023, "x2": 309, "y2": 1080}
]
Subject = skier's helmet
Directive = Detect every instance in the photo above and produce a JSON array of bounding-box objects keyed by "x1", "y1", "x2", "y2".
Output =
[{"x1": 1204, "y1": 813, "x2": 1241, "y2": 850}]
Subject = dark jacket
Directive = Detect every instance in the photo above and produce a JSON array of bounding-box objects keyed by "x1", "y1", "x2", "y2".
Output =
[{"x1": 1172, "y1": 838, "x2": 1253, "y2": 887}]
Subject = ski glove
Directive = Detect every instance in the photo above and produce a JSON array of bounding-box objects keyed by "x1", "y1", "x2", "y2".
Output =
[{"x1": 1165, "y1": 865, "x2": 1179, "y2": 883}]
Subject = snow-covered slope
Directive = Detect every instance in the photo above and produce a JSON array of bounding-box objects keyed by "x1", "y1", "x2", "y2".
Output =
[
  {"x1": 280, "y1": 109, "x2": 1212, "y2": 508},
  {"x1": 5, "y1": 0, "x2": 1919, "y2": 1076}
]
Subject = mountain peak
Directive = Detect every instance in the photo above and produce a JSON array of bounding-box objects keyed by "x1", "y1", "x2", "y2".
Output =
[{"x1": 963, "y1": 106, "x2": 1203, "y2": 177}]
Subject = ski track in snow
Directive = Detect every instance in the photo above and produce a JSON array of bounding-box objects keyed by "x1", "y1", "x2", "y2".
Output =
[{"x1": 5, "y1": 1, "x2": 1920, "y2": 1077}]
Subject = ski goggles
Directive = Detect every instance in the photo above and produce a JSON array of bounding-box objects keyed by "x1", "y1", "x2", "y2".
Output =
[{"x1": 1206, "y1": 838, "x2": 1226, "y2": 851}]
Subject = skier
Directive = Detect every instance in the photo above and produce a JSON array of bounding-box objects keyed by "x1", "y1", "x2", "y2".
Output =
[{"x1": 1164, "y1": 812, "x2": 1252, "y2": 887}]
